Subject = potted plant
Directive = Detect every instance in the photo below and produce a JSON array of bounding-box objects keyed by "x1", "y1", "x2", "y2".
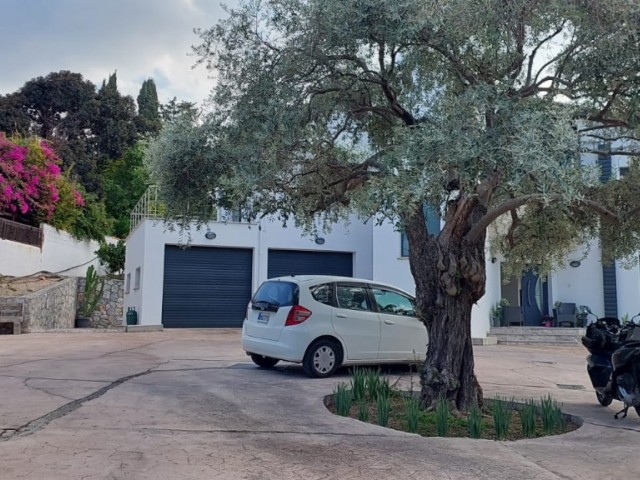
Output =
[
  {"x1": 75, "y1": 265, "x2": 105, "y2": 328},
  {"x1": 490, "y1": 299, "x2": 510, "y2": 326}
]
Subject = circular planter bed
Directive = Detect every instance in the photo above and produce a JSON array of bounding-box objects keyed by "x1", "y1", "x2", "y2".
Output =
[{"x1": 325, "y1": 369, "x2": 581, "y2": 441}]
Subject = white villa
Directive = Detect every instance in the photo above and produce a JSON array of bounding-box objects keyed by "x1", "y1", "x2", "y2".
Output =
[{"x1": 124, "y1": 143, "x2": 640, "y2": 339}]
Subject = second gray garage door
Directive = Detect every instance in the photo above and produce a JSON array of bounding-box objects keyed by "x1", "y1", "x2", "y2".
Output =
[
  {"x1": 162, "y1": 246, "x2": 253, "y2": 328},
  {"x1": 267, "y1": 249, "x2": 353, "y2": 278}
]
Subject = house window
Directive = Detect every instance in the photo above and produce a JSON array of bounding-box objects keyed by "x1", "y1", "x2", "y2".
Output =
[
  {"x1": 134, "y1": 267, "x2": 141, "y2": 290},
  {"x1": 400, "y1": 205, "x2": 441, "y2": 257},
  {"x1": 401, "y1": 232, "x2": 409, "y2": 257},
  {"x1": 619, "y1": 166, "x2": 629, "y2": 178},
  {"x1": 125, "y1": 273, "x2": 131, "y2": 294}
]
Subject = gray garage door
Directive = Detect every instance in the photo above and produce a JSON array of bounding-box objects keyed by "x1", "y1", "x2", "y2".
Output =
[
  {"x1": 162, "y1": 246, "x2": 253, "y2": 328},
  {"x1": 267, "y1": 249, "x2": 353, "y2": 278}
]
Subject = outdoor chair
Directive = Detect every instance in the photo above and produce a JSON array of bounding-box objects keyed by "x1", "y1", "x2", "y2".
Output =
[
  {"x1": 554, "y1": 302, "x2": 577, "y2": 327},
  {"x1": 502, "y1": 306, "x2": 524, "y2": 326}
]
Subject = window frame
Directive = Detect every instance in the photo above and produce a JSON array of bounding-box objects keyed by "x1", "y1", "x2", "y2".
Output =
[
  {"x1": 369, "y1": 285, "x2": 417, "y2": 317},
  {"x1": 134, "y1": 267, "x2": 141, "y2": 290},
  {"x1": 335, "y1": 282, "x2": 375, "y2": 312}
]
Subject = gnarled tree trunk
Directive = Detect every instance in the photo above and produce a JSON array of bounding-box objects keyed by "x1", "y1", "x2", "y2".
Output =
[{"x1": 405, "y1": 199, "x2": 487, "y2": 412}]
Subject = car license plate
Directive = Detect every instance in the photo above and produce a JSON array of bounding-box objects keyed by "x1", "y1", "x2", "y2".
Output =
[{"x1": 257, "y1": 312, "x2": 270, "y2": 324}]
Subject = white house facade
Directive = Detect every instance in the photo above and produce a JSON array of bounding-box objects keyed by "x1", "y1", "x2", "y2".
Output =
[{"x1": 124, "y1": 146, "x2": 640, "y2": 336}]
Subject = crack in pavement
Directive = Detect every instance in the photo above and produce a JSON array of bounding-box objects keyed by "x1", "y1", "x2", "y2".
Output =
[
  {"x1": 22, "y1": 378, "x2": 75, "y2": 402},
  {"x1": 0, "y1": 375, "x2": 111, "y2": 383},
  {"x1": 585, "y1": 420, "x2": 640, "y2": 433},
  {"x1": 0, "y1": 361, "x2": 169, "y2": 443},
  {"x1": 59, "y1": 426, "x2": 405, "y2": 437}
]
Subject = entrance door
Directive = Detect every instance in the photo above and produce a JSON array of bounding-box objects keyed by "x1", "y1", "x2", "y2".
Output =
[{"x1": 521, "y1": 270, "x2": 543, "y2": 326}]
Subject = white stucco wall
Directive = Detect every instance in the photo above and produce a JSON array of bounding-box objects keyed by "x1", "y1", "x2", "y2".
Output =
[
  {"x1": 550, "y1": 240, "x2": 605, "y2": 317},
  {"x1": 124, "y1": 216, "x2": 374, "y2": 326},
  {"x1": 473, "y1": 251, "x2": 500, "y2": 338},
  {"x1": 0, "y1": 238, "x2": 41, "y2": 276},
  {"x1": 616, "y1": 257, "x2": 640, "y2": 320},
  {"x1": 0, "y1": 224, "x2": 107, "y2": 277},
  {"x1": 371, "y1": 220, "x2": 413, "y2": 293}
]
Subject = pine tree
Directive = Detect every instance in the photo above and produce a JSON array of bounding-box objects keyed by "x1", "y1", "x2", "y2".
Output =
[{"x1": 136, "y1": 78, "x2": 161, "y2": 136}]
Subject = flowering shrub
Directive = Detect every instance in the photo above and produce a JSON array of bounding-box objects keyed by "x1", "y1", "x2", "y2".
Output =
[{"x1": 0, "y1": 134, "x2": 83, "y2": 222}]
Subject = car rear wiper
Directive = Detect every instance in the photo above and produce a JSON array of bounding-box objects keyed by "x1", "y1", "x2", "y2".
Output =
[{"x1": 252, "y1": 300, "x2": 280, "y2": 312}]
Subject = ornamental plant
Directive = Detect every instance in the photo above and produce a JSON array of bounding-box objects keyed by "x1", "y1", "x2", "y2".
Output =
[{"x1": 0, "y1": 134, "x2": 83, "y2": 223}]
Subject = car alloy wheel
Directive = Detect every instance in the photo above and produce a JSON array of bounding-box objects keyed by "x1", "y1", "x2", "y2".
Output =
[{"x1": 303, "y1": 339, "x2": 341, "y2": 378}]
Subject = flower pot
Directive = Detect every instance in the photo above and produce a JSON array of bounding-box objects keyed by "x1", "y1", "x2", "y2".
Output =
[{"x1": 75, "y1": 317, "x2": 91, "y2": 328}]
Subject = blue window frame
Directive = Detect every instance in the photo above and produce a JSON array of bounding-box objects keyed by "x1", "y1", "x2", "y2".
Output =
[{"x1": 400, "y1": 205, "x2": 441, "y2": 257}]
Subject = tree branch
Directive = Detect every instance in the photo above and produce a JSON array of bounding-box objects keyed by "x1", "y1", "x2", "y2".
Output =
[{"x1": 465, "y1": 194, "x2": 621, "y2": 243}]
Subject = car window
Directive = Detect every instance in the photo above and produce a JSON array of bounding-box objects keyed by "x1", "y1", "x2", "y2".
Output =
[
  {"x1": 336, "y1": 285, "x2": 371, "y2": 311},
  {"x1": 310, "y1": 283, "x2": 333, "y2": 306},
  {"x1": 253, "y1": 281, "x2": 297, "y2": 307},
  {"x1": 371, "y1": 288, "x2": 416, "y2": 316}
]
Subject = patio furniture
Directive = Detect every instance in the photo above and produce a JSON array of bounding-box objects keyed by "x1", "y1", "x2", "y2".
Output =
[
  {"x1": 502, "y1": 306, "x2": 524, "y2": 326},
  {"x1": 554, "y1": 302, "x2": 577, "y2": 327}
]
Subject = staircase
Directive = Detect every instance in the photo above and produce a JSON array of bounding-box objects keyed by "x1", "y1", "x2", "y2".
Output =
[{"x1": 488, "y1": 327, "x2": 586, "y2": 346}]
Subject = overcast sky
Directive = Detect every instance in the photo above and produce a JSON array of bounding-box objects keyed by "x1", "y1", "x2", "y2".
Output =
[{"x1": 0, "y1": 0, "x2": 234, "y2": 105}]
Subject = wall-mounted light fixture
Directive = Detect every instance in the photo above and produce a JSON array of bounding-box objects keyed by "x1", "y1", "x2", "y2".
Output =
[
  {"x1": 314, "y1": 236, "x2": 325, "y2": 245},
  {"x1": 204, "y1": 231, "x2": 217, "y2": 240},
  {"x1": 490, "y1": 257, "x2": 497, "y2": 264},
  {"x1": 569, "y1": 260, "x2": 581, "y2": 268}
]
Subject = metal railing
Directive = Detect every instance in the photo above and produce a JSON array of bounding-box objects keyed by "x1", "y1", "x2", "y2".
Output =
[
  {"x1": 130, "y1": 186, "x2": 163, "y2": 233},
  {"x1": 0, "y1": 218, "x2": 43, "y2": 247}
]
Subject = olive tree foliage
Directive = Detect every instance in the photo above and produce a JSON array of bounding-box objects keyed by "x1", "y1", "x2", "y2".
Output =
[{"x1": 147, "y1": 0, "x2": 640, "y2": 410}]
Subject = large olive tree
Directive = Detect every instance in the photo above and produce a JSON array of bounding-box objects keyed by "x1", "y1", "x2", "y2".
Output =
[{"x1": 147, "y1": 0, "x2": 640, "y2": 411}]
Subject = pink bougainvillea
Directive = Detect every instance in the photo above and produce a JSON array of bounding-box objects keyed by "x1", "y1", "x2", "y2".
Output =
[{"x1": 0, "y1": 134, "x2": 83, "y2": 222}]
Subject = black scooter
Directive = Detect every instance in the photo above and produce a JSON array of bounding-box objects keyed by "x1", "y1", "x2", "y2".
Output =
[{"x1": 581, "y1": 311, "x2": 640, "y2": 419}]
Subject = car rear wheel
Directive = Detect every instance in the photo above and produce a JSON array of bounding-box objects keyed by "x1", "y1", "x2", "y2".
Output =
[
  {"x1": 596, "y1": 391, "x2": 613, "y2": 406},
  {"x1": 303, "y1": 339, "x2": 342, "y2": 378},
  {"x1": 250, "y1": 354, "x2": 279, "y2": 368}
]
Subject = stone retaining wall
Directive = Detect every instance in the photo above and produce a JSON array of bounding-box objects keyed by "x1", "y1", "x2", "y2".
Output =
[
  {"x1": 20, "y1": 278, "x2": 77, "y2": 332},
  {"x1": 77, "y1": 278, "x2": 124, "y2": 328}
]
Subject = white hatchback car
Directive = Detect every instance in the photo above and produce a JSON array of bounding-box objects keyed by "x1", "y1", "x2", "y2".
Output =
[{"x1": 242, "y1": 275, "x2": 428, "y2": 377}]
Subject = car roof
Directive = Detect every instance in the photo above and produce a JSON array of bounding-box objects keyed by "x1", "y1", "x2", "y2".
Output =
[{"x1": 266, "y1": 275, "x2": 414, "y2": 297}]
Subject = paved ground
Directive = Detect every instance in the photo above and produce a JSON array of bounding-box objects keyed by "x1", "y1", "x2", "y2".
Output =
[{"x1": 0, "y1": 330, "x2": 637, "y2": 480}]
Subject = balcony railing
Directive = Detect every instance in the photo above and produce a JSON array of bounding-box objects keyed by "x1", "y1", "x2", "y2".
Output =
[{"x1": 0, "y1": 218, "x2": 43, "y2": 247}]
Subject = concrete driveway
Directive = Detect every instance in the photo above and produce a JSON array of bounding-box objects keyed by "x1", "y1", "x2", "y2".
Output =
[{"x1": 0, "y1": 330, "x2": 637, "y2": 480}]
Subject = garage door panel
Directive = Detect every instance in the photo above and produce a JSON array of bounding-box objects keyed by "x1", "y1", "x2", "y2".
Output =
[
  {"x1": 267, "y1": 250, "x2": 353, "y2": 278},
  {"x1": 162, "y1": 246, "x2": 253, "y2": 328}
]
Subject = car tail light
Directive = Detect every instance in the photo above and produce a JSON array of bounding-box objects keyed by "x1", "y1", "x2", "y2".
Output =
[{"x1": 285, "y1": 305, "x2": 312, "y2": 326}]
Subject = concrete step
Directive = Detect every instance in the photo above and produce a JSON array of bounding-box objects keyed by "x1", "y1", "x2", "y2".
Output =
[{"x1": 488, "y1": 327, "x2": 585, "y2": 346}]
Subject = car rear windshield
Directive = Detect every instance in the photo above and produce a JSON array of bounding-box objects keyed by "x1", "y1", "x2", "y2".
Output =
[{"x1": 252, "y1": 281, "x2": 298, "y2": 309}]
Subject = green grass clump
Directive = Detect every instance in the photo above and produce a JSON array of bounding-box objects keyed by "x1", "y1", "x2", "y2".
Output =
[
  {"x1": 365, "y1": 369, "x2": 382, "y2": 400},
  {"x1": 357, "y1": 398, "x2": 369, "y2": 422},
  {"x1": 334, "y1": 383, "x2": 352, "y2": 416},
  {"x1": 521, "y1": 398, "x2": 538, "y2": 438},
  {"x1": 351, "y1": 367, "x2": 367, "y2": 402},
  {"x1": 376, "y1": 394, "x2": 390, "y2": 426},
  {"x1": 435, "y1": 397, "x2": 450, "y2": 437},
  {"x1": 492, "y1": 396, "x2": 513, "y2": 440},
  {"x1": 540, "y1": 394, "x2": 564, "y2": 434},
  {"x1": 467, "y1": 401, "x2": 483, "y2": 439},
  {"x1": 404, "y1": 396, "x2": 420, "y2": 433}
]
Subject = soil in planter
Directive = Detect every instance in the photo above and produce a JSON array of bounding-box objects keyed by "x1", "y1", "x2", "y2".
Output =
[{"x1": 327, "y1": 394, "x2": 579, "y2": 440}]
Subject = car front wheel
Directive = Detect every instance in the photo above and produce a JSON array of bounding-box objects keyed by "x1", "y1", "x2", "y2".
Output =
[
  {"x1": 250, "y1": 354, "x2": 279, "y2": 368},
  {"x1": 303, "y1": 339, "x2": 341, "y2": 378}
]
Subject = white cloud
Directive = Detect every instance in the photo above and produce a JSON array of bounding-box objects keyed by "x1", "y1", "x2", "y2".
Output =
[{"x1": 0, "y1": 0, "x2": 233, "y2": 105}]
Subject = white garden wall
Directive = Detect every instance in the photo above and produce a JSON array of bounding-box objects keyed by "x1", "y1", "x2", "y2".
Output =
[{"x1": 0, "y1": 224, "x2": 111, "y2": 277}]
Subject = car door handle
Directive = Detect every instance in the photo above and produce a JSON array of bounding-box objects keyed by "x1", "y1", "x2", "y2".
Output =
[
  {"x1": 384, "y1": 319, "x2": 395, "y2": 325},
  {"x1": 336, "y1": 313, "x2": 347, "y2": 318}
]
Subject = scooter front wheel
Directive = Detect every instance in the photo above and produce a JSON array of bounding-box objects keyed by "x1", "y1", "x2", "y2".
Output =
[{"x1": 596, "y1": 391, "x2": 613, "y2": 406}]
